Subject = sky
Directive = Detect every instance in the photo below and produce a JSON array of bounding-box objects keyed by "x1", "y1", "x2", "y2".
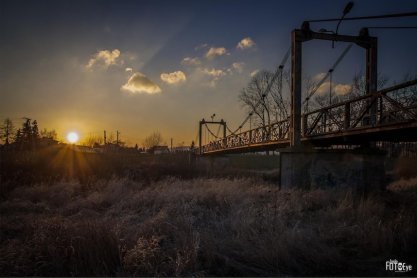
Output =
[{"x1": 1, "y1": 0, "x2": 417, "y2": 146}]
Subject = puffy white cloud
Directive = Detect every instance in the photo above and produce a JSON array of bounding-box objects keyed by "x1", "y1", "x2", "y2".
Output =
[
  {"x1": 334, "y1": 84, "x2": 352, "y2": 95},
  {"x1": 200, "y1": 68, "x2": 227, "y2": 87},
  {"x1": 315, "y1": 81, "x2": 352, "y2": 96},
  {"x1": 160, "y1": 71, "x2": 186, "y2": 84},
  {"x1": 86, "y1": 49, "x2": 121, "y2": 69},
  {"x1": 181, "y1": 57, "x2": 201, "y2": 66},
  {"x1": 250, "y1": 69, "x2": 260, "y2": 77},
  {"x1": 232, "y1": 62, "x2": 244, "y2": 73},
  {"x1": 237, "y1": 37, "x2": 255, "y2": 50},
  {"x1": 205, "y1": 47, "x2": 227, "y2": 59},
  {"x1": 313, "y1": 72, "x2": 327, "y2": 82},
  {"x1": 202, "y1": 68, "x2": 226, "y2": 77},
  {"x1": 121, "y1": 72, "x2": 161, "y2": 94},
  {"x1": 316, "y1": 81, "x2": 330, "y2": 94}
]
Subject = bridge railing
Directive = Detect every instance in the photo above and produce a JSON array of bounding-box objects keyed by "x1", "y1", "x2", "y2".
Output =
[
  {"x1": 201, "y1": 119, "x2": 290, "y2": 153},
  {"x1": 303, "y1": 79, "x2": 417, "y2": 136},
  {"x1": 200, "y1": 79, "x2": 416, "y2": 154}
]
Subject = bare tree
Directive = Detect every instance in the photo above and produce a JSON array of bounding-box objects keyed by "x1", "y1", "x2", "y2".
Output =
[
  {"x1": 40, "y1": 128, "x2": 57, "y2": 140},
  {"x1": 239, "y1": 71, "x2": 273, "y2": 128},
  {"x1": 302, "y1": 75, "x2": 321, "y2": 113},
  {"x1": 84, "y1": 134, "x2": 103, "y2": 147},
  {"x1": 143, "y1": 131, "x2": 163, "y2": 149},
  {"x1": 386, "y1": 73, "x2": 417, "y2": 107},
  {"x1": 270, "y1": 70, "x2": 290, "y2": 121},
  {"x1": 349, "y1": 71, "x2": 389, "y2": 100},
  {"x1": 0, "y1": 118, "x2": 15, "y2": 144}
]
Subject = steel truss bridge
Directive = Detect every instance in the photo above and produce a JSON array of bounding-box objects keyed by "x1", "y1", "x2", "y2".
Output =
[{"x1": 197, "y1": 23, "x2": 417, "y2": 156}]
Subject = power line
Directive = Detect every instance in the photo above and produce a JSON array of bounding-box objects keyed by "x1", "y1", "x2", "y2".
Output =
[
  {"x1": 308, "y1": 11, "x2": 417, "y2": 23},
  {"x1": 366, "y1": 26, "x2": 417, "y2": 29}
]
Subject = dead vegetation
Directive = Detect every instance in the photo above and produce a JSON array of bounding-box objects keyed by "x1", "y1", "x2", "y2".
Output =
[{"x1": 1, "y1": 176, "x2": 416, "y2": 276}]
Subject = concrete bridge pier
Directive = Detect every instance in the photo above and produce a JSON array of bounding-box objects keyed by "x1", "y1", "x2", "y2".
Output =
[{"x1": 279, "y1": 148, "x2": 386, "y2": 192}]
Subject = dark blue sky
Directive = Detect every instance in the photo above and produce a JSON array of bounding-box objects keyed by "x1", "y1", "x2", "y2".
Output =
[{"x1": 1, "y1": 0, "x2": 416, "y2": 145}]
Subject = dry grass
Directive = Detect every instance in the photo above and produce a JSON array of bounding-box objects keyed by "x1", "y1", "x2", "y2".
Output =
[
  {"x1": 1, "y1": 177, "x2": 417, "y2": 276},
  {"x1": 387, "y1": 177, "x2": 417, "y2": 192}
]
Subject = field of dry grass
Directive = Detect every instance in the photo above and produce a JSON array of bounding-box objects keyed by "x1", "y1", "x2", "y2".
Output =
[{"x1": 1, "y1": 175, "x2": 416, "y2": 276}]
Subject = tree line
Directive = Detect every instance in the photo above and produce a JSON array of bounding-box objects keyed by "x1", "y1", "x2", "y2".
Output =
[
  {"x1": 1, "y1": 117, "x2": 168, "y2": 151},
  {"x1": 0, "y1": 118, "x2": 57, "y2": 149}
]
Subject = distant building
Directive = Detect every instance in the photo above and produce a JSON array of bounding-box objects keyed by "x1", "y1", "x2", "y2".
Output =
[
  {"x1": 74, "y1": 145, "x2": 97, "y2": 153},
  {"x1": 171, "y1": 146, "x2": 190, "y2": 153},
  {"x1": 38, "y1": 137, "x2": 59, "y2": 147},
  {"x1": 148, "y1": 145, "x2": 170, "y2": 154}
]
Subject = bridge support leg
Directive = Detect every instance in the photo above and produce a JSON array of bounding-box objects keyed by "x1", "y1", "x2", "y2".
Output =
[
  {"x1": 199, "y1": 119, "x2": 204, "y2": 154},
  {"x1": 366, "y1": 37, "x2": 378, "y2": 125},
  {"x1": 290, "y1": 30, "x2": 303, "y2": 148}
]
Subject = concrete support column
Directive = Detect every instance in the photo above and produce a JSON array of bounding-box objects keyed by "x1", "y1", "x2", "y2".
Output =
[{"x1": 280, "y1": 150, "x2": 386, "y2": 191}]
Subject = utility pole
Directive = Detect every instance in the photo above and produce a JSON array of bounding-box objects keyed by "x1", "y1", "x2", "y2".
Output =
[
  {"x1": 199, "y1": 119, "x2": 204, "y2": 154},
  {"x1": 170, "y1": 137, "x2": 173, "y2": 151},
  {"x1": 104, "y1": 130, "x2": 107, "y2": 145},
  {"x1": 116, "y1": 130, "x2": 120, "y2": 145}
]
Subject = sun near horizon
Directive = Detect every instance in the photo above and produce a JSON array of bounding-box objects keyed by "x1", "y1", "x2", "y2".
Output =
[{"x1": 66, "y1": 132, "x2": 79, "y2": 144}]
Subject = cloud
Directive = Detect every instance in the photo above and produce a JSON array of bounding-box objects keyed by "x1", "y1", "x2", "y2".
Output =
[
  {"x1": 316, "y1": 81, "x2": 352, "y2": 96},
  {"x1": 334, "y1": 84, "x2": 352, "y2": 95},
  {"x1": 250, "y1": 69, "x2": 260, "y2": 77},
  {"x1": 231, "y1": 62, "x2": 244, "y2": 73},
  {"x1": 194, "y1": 43, "x2": 208, "y2": 51},
  {"x1": 313, "y1": 72, "x2": 327, "y2": 82},
  {"x1": 237, "y1": 37, "x2": 255, "y2": 50},
  {"x1": 205, "y1": 47, "x2": 227, "y2": 59},
  {"x1": 316, "y1": 82, "x2": 330, "y2": 94},
  {"x1": 160, "y1": 71, "x2": 186, "y2": 84},
  {"x1": 200, "y1": 68, "x2": 227, "y2": 87},
  {"x1": 202, "y1": 68, "x2": 226, "y2": 78},
  {"x1": 121, "y1": 72, "x2": 161, "y2": 94},
  {"x1": 125, "y1": 67, "x2": 133, "y2": 72},
  {"x1": 86, "y1": 49, "x2": 121, "y2": 69},
  {"x1": 181, "y1": 57, "x2": 201, "y2": 66}
]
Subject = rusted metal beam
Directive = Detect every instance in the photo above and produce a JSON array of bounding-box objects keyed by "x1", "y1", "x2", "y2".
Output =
[
  {"x1": 351, "y1": 96, "x2": 378, "y2": 128},
  {"x1": 304, "y1": 79, "x2": 417, "y2": 117},
  {"x1": 344, "y1": 102, "x2": 351, "y2": 129},
  {"x1": 199, "y1": 119, "x2": 204, "y2": 154},
  {"x1": 365, "y1": 35, "x2": 378, "y2": 126},
  {"x1": 308, "y1": 111, "x2": 324, "y2": 135},
  {"x1": 381, "y1": 94, "x2": 417, "y2": 119},
  {"x1": 290, "y1": 30, "x2": 303, "y2": 147},
  {"x1": 326, "y1": 109, "x2": 344, "y2": 131},
  {"x1": 309, "y1": 31, "x2": 376, "y2": 47}
]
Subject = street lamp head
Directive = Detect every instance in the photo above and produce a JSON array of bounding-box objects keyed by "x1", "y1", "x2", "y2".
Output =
[
  {"x1": 343, "y1": 2, "x2": 354, "y2": 16},
  {"x1": 335, "y1": 2, "x2": 354, "y2": 37}
]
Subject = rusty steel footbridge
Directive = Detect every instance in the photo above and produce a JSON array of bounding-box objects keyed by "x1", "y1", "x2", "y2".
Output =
[{"x1": 197, "y1": 21, "x2": 417, "y2": 155}]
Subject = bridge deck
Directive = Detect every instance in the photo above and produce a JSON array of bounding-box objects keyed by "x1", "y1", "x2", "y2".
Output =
[{"x1": 201, "y1": 121, "x2": 417, "y2": 155}]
